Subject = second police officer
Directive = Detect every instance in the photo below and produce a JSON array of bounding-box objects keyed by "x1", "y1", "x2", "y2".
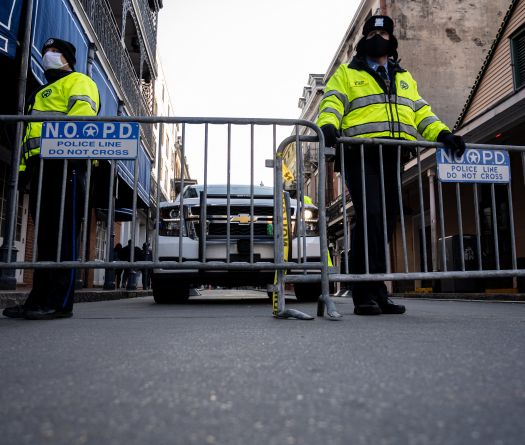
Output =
[
  {"x1": 2, "y1": 38, "x2": 100, "y2": 320},
  {"x1": 317, "y1": 15, "x2": 465, "y2": 316}
]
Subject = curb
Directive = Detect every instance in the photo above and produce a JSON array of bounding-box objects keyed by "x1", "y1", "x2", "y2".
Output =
[
  {"x1": 394, "y1": 292, "x2": 525, "y2": 303},
  {"x1": 0, "y1": 289, "x2": 153, "y2": 309}
]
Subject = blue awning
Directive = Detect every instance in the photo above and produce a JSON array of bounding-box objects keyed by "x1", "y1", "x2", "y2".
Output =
[
  {"x1": 91, "y1": 58, "x2": 119, "y2": 118},
  {"x1": 117, "y1": 145, "x2": 152, "y2": 207},
  {"x1": 30, "y1": 0, "x2": 88, "y2": 84},
  {"x1": 0, "y1": 0, "x2": 23, "y2": 59}
]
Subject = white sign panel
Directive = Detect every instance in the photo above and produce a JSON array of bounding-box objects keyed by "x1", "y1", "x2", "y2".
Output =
[
  {"x1": 40, "y1": 121, "x2": 139, "y2": 159},
  {"x1": 436, "y1": 147, "x2": 510, "y2": 183}
]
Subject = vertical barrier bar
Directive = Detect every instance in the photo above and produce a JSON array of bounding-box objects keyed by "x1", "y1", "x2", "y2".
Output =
[
  {"x1": 490, "y1": 183, "x2": 500, "y2": 270},
  {"x1": 178, "y1": 123, "x2": 186, "y2": 263},
  {"x1": 295, "y1": 129, "x2": 304, "y2": 264},
  {"x1": 317, "y1": 129, "x2": 340, "y2": 319},
  {"x1": 379, "y1": 144, "x2": 390, "y2": 273},
  {"x1": 456, "y1": 183, "x2": 465, "y2": 271},
  {"x1": 473, "y1": 184, "x2": 483, "y2": 270},
  {"x1": 340, "y1": 143, "x2": 349, "y2": 274},
  {"x1": 507, "y1": 183, "x2": 517, "y2": 270},
  {"x1": 56, "y1": 160, "x2": 69, "y2": 261},
  {"x1": 274, "y1": 125, "x2": 285, "y2": 312},
  {"x1": 130, "y1": 157, "x2": 139, "y2": 263},
  {"x1": 80, "y1": 160, "x2": 91, "y2": 262},
  {"x1": 360, "y1": 144, "x2": 369, "y2": 274},
  {"x1": 154, "y1": 123, "x2": 163, "y2": 262},
  {"x1": 428, "y1": 170, "x2": 438, "y2": 272},
  {"x1": 437, "y1": 180, "x2": 447, "y2": 272},
  {"x1": 104, "y1": 161, "x2": 116, "y2": 265},
  {"x1": 201, "y1": 123, "x2": 209, "y2": 263},
  {"x1": 226, "y1": 123, "x2": 231, "y2": 263},
  {"x1": 397, "y1": 145, "x2": 409, "y2": 272},
  {"x1": 249, "y1": 124, "x2": 254, "y2": 263},
  {"x1": 417, "y1": 147, "x2": 428, "y2": 272},
  {"x1": 32, "y1": 160, "x2": 45, "y2": 262},
  {"x1": 4, "y1": 0, "x2": 33, "y2": 266}
]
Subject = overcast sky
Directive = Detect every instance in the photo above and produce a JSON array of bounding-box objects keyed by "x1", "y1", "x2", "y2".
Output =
[{"x1": 157, "y1": 0, "x2": 360, "y2": 185}]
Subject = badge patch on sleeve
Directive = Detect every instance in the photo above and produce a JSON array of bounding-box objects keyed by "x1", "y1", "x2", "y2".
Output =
[
  {"x1": 353, "y1": 80, "x2": 368, "y2": 87},
  {"x1": 400, "y1": 80, "x2": 409, "y2": 90}
]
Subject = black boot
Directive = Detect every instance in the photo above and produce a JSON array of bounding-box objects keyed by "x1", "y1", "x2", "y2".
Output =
[
  {"x1": 373, "y1": 284, "x2": 406, "y2": 314},
  {"x1": 24, "y1": 306, "x2": 73, "y2": 320},
  {"x1": 2, "y1": 305, "x2": 27, "y2": 319},
  {"x1": 353, "y1": 295, "x2": 382, "y2": 315}
]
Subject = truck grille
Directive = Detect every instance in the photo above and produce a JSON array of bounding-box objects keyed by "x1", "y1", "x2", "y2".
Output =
[
  {"x1": 190, "y1": 205, "x2": 293, "y2": 217},
  {"x1": 195, "y1": 222, "x2": 272, "y2": 238}
]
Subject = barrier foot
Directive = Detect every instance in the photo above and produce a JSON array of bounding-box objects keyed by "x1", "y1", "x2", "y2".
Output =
[
  {"x1": 320, "y1": 295, "x2": 342, "y2": 320},
  {"x1": 275, "y1": 308, "x2": 314, "y2": 320}
]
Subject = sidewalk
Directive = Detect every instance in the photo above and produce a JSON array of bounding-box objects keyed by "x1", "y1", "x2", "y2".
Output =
[{"x1": 0, "y1": 288, "x2": 152, "y2": 309}]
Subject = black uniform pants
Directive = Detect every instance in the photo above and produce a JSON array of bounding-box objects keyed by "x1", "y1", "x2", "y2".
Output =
[
  {"x1": 343, "y1": 144, "x2": 400, "y2": 303},
  {"x1": 24, "y1": 158, "x2": 85, "y2": 312}
]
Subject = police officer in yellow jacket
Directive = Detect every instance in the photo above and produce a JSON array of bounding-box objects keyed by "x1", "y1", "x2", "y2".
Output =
[
  {"x1": 317, "y1": 16, "x2": 465, "y2": 316},
  {"x1": 3, "y1": 38, "x2": 100, "y2": 320}
]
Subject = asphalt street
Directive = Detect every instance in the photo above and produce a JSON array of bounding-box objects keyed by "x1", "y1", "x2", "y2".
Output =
[{"x1": 1, "y1": 291, "x2": 524, "y2": 445}]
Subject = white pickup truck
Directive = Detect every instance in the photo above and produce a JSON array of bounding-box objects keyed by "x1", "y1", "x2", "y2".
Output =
[{"x1": 152, "y1": 184, "x2": 323, "y2": 303}]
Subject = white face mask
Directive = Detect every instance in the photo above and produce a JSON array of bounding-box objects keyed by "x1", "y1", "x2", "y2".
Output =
[{"x1": 42, "y1": 51, "x2": 67, "y2": 70}]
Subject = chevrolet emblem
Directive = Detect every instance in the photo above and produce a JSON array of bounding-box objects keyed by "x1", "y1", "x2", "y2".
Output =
[{"x1": 230, "y1": 214, "x2": 257, "y2": 224}]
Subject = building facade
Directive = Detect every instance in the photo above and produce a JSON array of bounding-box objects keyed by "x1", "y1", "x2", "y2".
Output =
[{"x1": 0, "y1": 0, "x2": 164, "y2": 288}]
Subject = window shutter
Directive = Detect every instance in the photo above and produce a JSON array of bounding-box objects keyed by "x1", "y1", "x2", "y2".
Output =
[{"x1": 513, "y1": 30, "x2": 525, "y2": 89}]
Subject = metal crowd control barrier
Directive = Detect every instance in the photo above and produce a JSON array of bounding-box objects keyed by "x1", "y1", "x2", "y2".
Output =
[
  {"x1": 329, "y1": 136, "x2": 525, "y2": 293},
  {"x1": 0, "y1": 114, "x2": 340, "y2": 320}
]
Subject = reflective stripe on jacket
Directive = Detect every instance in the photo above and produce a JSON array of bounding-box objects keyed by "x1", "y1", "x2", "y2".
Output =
[
  {"x1": 316, "y1": 57, "x2": 449, "y2": 142},
  {"x1": 20, "y1": 71, "x2": 100, "y2": 171}
]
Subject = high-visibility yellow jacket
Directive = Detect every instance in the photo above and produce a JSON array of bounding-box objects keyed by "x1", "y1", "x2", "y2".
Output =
[
  {"x1": 317, "y1": 57, "x2": 449, "y2": 143},
  {"x1": 20, "y1": 71, "x2": 100, "y2": 171}
]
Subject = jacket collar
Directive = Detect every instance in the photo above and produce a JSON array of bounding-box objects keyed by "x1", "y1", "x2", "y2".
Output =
[
  {"x1": 348, "y1": 56, "x2": 406, "y2": 94},
  {"x1": 348, "y1": 56, "x2": 406, "y2": 73}
]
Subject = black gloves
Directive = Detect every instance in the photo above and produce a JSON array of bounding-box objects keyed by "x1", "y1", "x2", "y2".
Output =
[
  {"x1": 321, "y1": 124, "x2": 340, "y2": 147},
  {"x1": 437, "y1": 131, "x2": 466, "y2": 157}
]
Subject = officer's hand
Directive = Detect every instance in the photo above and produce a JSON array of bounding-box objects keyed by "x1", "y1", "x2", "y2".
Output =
[
  {"x1": 321, "y1": 124, "x2": 340, "y2": 147},
  {"x1": 438, "y1": 131, "x2": 466, "y2": 157}
]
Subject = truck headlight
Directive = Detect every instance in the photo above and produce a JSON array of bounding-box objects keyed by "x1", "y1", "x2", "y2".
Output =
[{"x1": 159, "y1": 207, "x2": 187, "y2": 237}]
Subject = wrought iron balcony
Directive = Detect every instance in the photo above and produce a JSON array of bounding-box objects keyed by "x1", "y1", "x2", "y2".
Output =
[
  {"x1": 131, "y1": 0, "x2": 159, "y2": 60},
  {"x1": 78, "y1": 0, "x2": 154, "y2": 151}
]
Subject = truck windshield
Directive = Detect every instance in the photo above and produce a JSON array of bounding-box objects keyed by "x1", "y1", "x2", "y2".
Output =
[{"x1": 183, "y1": 185, "x2": 274, "y2": 198}]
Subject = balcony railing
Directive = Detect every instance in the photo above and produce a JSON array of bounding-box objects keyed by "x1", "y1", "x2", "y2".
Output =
[
  {"x1": 131, "y1": 0, "x2": 159, "y2": 60},
  {"x1": 78, "y1": 0, "x2": 154, "y2": 150}
]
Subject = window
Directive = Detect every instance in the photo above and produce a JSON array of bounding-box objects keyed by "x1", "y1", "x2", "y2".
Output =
[
  {"x1": 95, "y1": 221, "x2": 108, "y2": 261},
  {"x1": 511, "y1": 26, "x2": 525, "y2": 90}
]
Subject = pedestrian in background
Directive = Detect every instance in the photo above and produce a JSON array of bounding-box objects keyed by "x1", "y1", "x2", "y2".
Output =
[
  {"x1": 141, "y1": 242, "x2": 152, "y2": 290},
  {"x1": 3, "y1": 38, "x2": 100, "y2": 320},
  {"x1": 317, "y1": 15, "x2": 465, "y2": 316},
  {"x1": 120, "y1": 239, "x2": 144, "y2": 290}
]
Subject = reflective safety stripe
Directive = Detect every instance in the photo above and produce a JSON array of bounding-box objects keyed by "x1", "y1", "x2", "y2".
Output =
[
  {"x1": 67, "y1": 95, "x2": 97, "y2": 113},
  {"x1": 30, "y1": 110, "x2": 67, "y2": 116},
  {"x1": 417, "y1": 115, "x2": 440, "y2": 134},
  {"x1": 343, "y1": 121, "x2": 418, "y2": 138},
  {"x1": 322, "y1": 90, "x2": 350, "y2": 111},
  {"x1": 396, "y1": 96, "x2": 417, "y2": 110},
  {"x1": 347, "y1": 94, "x2": 418, "y2": 113},
  {"x1": 348, "y1": 94, "x2": 385, "y2": 112},
  {"x1": 22, "y1": 137, "x2": 40, "y2": 151},
  {"x1": 320, "y1": 107, "x2": 343, "y2": 124},
  {"x1": 414, "y1": 99, "x2": 429, "y2": 111}
]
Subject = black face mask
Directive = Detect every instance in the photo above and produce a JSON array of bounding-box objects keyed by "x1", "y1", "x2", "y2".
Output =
[{"x1": 365, "y1": 34, "x2": 390, "y2": 58}]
